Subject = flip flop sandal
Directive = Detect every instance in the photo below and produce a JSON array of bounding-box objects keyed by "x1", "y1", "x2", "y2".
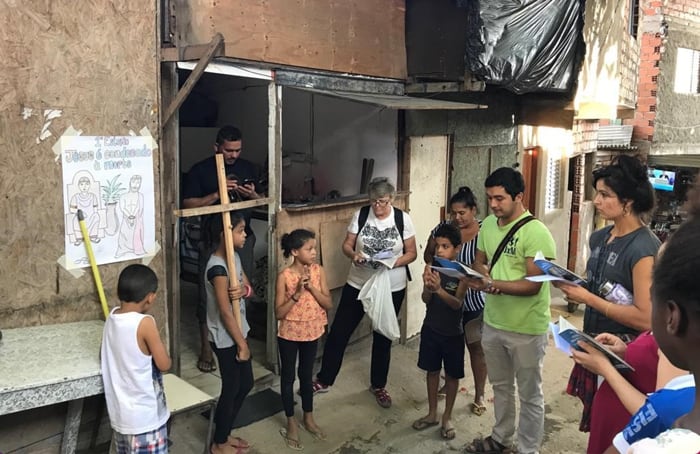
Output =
[
  {"x1": 412, "y1": 417, "x2": 440, "y2": 431},
  {"x1": 465, "y1": 436, "x2": 510, "y2": 453},
  {"x1": 300, "y1": 422, "x2": 326, "y2": 441},
  {"x1": 279, "y1": 428, "x2": 303, "y2": 451},
  {"x1": 441, "y1": 426, "x2": 456, "y2": 440},
  {"x1": 471, "y1": 401, "x2": 488, "y2": 416}
]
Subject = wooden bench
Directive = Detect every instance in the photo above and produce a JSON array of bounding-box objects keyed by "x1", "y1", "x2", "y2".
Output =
[{"x1": 163, "y1": 373, "x2": 216, "y2": 454}]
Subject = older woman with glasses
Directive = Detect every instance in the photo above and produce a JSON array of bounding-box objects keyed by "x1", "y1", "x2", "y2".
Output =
[{"x1": 311, "y1": 177, "x2": 417, "y2": 408}]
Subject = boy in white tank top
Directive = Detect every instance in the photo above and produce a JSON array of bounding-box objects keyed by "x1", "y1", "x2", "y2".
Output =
[{"x1": 101, "y1": 264, "x2": 172, "y2": 453}]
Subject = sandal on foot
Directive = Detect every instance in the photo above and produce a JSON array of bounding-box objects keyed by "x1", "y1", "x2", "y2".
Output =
[
  {"x1": 412, "y1": 417, "x2": 439, "y2": 431},
  {"x1": 279, "y1": 428, "x2": 303, "y2": 451},
  {"x1": 300, "y1": 422, "x2": 326, "y2": 441},
  {"x1": 470, "y1": 401, "x2": 488, "y2": 416},
  {"x1": 228, "y1": 436, "x2": 250, "y2": 449},
  {"x1": 197, "y1": 358, "x2": 217, "y2": 373},
  {"x1": 465, "y1": 436, "x2": 510, "y2": 453},
  {"x1": 369, "y1": 386, "x2": 392, "y2": 408},
  {"x1": 441, "y1": 426, "x2": 456, "y2": 440}
]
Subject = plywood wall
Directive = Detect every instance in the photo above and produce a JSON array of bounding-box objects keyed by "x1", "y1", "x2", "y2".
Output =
[
  {"x1": 177, "y1": 0, "x2": 407, "y2": 79},
  {"x1": 0, "y1": 1, "x2": 164, "y2": 329}
]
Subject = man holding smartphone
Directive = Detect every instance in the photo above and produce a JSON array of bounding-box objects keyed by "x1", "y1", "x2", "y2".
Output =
[{"x1": 182, "y1": 125, "x2": 263, "y2": 373}]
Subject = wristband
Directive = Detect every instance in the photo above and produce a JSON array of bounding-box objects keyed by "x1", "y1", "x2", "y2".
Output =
[{"x1": 243, "y1": 284, "x2": 252, "y2": 298}]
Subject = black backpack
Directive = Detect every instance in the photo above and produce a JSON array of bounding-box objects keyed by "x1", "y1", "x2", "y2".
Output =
[{"x1": 357, "y1": 205, "x2": 412, "y2": 281}]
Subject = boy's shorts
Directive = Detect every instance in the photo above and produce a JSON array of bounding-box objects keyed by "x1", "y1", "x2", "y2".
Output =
[
  {"x1": 114, "y1": 423, "x2": 168, "y2": 454},
  {"x1": 462, "y1": 309, "x2": 484, "y2": 345},
  {"x1": 417, "y1": 325, "x2": 465, "y2": 379}
]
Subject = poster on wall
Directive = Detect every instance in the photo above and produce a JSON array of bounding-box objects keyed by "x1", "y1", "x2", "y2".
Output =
[{"x1": 60, "y1": 136, "x2": 156, "y2": 269}]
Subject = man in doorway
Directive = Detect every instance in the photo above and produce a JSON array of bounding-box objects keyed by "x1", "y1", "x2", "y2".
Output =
[
  {"x1": 182, "y1": 125, "x2": 263, "y2": 373},
  {"x1": 463, "y1": 167, "x2": 556, "y2": 454}
]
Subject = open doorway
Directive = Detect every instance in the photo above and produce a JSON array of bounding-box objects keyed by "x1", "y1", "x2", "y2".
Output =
[{"x1": 175, "y1": 69, "x2": 273, "y2": 392}]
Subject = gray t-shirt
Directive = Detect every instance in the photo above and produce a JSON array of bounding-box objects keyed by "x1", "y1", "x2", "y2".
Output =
[
  {"x1": 205, "y1": 254, "x2": 250, "y2": 348},
  {"x1": 584, "y1": 225, "x2": 660, "y2": 336}
]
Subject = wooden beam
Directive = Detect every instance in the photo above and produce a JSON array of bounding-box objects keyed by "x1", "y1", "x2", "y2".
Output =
[
  {"x1": 214, "y1": 154, "x2": 242, "y2": 330},
  {"x1": 161, "y1": 32, "x2": 224, "y2": 127},
  {"x1": 161, "y1": 42, "x2": 226, "y2": 62},
  {"x1": 404, "y1": 82, "x2": 463, "y2": 94},
  {"x1": 173, "y1": 197, "x2": 271, "y2": 218}
]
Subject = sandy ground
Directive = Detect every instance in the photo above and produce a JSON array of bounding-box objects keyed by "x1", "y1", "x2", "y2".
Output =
[{"x1": 170, "y1": 296, "x2": 589, "y2": 454}]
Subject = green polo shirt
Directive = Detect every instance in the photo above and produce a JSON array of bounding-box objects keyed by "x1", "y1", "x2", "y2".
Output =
[{"x1": 477, "y1": 211, "x2": 556, "y2": 335}]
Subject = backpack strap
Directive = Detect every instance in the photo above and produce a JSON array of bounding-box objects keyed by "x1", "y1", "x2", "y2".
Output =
[
  {"x1": 393, "y1": 207, "x2": 411, "y2": 281},
  {"x1": 490, "y1": 215, "x2": 536, "y2": 269},
  {"x1": 358, "y1": 205, "x2": 371, "y2": 233}
]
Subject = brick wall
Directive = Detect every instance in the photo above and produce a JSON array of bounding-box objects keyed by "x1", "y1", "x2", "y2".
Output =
[
  {"x1": 630, "y1": 0, "x2": 700, "y2": 145},
  {"x1": 630, "y1": 0, "x2": 664, "y2": 143}
]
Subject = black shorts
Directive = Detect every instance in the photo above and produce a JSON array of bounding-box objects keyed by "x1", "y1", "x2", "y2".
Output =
[{"x1": 417, "y1": 325, "x2": 465, "y2": 379}]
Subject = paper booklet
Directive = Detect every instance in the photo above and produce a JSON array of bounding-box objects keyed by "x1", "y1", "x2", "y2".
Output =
[
  {"x1": 430, "y1": 257, "x2": 487, "y2": 280},
  {"x1": 549, "y1": 316, "x2": 635, "y2": 371},
  {"x1": 364, "y1": 249, "x2": 398, "y2": 269},
  {"x1": 526, "y1": 251, "x2": 587, "y2": 286}
]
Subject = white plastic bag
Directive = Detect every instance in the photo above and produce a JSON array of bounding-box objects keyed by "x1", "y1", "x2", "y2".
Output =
[{"x1": 358, "y1": 268, "x2": 400, "y2": 341}]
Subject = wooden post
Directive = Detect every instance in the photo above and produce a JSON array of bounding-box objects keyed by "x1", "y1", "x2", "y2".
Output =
[{"x1": 214, "y1": 153, "x2": 242, "y2": 329}]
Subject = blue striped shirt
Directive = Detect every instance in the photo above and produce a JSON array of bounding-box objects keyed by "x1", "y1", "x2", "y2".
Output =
[{"x1": 431, "y1": 221, "x2": 486, "y2": 312}]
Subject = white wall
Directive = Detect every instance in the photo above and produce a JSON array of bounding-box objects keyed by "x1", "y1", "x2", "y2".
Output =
[
  {"x1": 282, "y1": 88, "x2": 399, "y2": 201},
  {"x1": 405, "y1": 136, "x2": 449, "y2": 338}
]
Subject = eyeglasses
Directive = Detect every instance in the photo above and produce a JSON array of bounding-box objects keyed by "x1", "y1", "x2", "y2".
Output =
[{"x1": 371, "y1": 198, "x2": 391, "y2": 207}]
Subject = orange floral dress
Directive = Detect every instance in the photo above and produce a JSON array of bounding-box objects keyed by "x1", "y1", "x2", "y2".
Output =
[{"x1": 278, "y1": 263, "x2": 328, "y2": 342}]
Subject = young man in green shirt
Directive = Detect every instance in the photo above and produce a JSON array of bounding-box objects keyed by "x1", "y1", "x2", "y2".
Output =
[{"x1": 464, "y1": 167, "x2": 556, "y2": 454}]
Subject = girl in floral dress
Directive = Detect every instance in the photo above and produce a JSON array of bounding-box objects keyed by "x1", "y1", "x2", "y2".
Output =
[{"x1": 275, "y1": 229, "x2": 333, "y2": 450}]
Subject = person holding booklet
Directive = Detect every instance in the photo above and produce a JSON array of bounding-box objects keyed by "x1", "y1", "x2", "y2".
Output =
[
  {"x1": 600, "y1": 179, "x2": 700, "y2": 453},
  {"x1": 554, "y1": 155, "x2": 660, "y2": 433},
  {"x1": 312, "y1": 177, "x2": 417, "y2": 409},
  {"x1": 462, "y1": 167, "x2": 556, "y2": 454},
  {"x1": 423, "y1": 186, "x2": 488, "y2": 416},
  {"x1": 568, "y1": 330, "x2": 686, "y2": 453},
  {"x1": 413, "y1": 224, "x2": 469, "y2": 440}
]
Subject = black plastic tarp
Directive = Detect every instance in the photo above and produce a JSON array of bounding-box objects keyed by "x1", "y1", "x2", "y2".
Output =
[{"x1": 459, "y1": 0, "x2": 583, "y2": 94}]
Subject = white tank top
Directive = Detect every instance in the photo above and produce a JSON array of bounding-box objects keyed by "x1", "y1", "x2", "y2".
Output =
[{"x1": 101, "y1": 308, "x2": 170, "y2": 434}]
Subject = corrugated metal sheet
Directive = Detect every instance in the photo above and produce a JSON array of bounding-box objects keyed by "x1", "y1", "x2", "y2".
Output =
[
  {"x1": 299, "y1": 88, "x2": 487, "y2": 110},
  {"x1": 597, "y1": 125, "x2": 634, "y2": 147},
  {"x1": 648, "y1": 154, "x2": 700, "y2": 168}
]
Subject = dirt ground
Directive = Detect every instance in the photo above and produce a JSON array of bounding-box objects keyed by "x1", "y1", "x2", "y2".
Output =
[{"x1": 170, "y1": 296, "x2": 589, "y2": 454}]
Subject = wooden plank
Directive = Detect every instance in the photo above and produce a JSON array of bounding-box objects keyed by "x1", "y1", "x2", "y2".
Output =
[
  {"x1": 161, "y1": 33, "x2": 224, "y2": 127},
  {"x1": 214, "y1": 154, "x2": 242, "y2": 330},
  {"x1": 319, "y1": 220, "x2": 352, "y2": 290},
  {"x1": 266, "y1": 82, "x2": 282, "y2": 370},
  {"x1": 161, "y1": 62, "x2": 181, "y2": 375},
  {"x1": 161, "y1": 42, "x2": 226, "y2": 62},
  {"x1": 176, "y1": 0, "x2": 406, "y2": 79},
  {"x1": 173, "y1": 197, "x2": 271, "y2": 218}
]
